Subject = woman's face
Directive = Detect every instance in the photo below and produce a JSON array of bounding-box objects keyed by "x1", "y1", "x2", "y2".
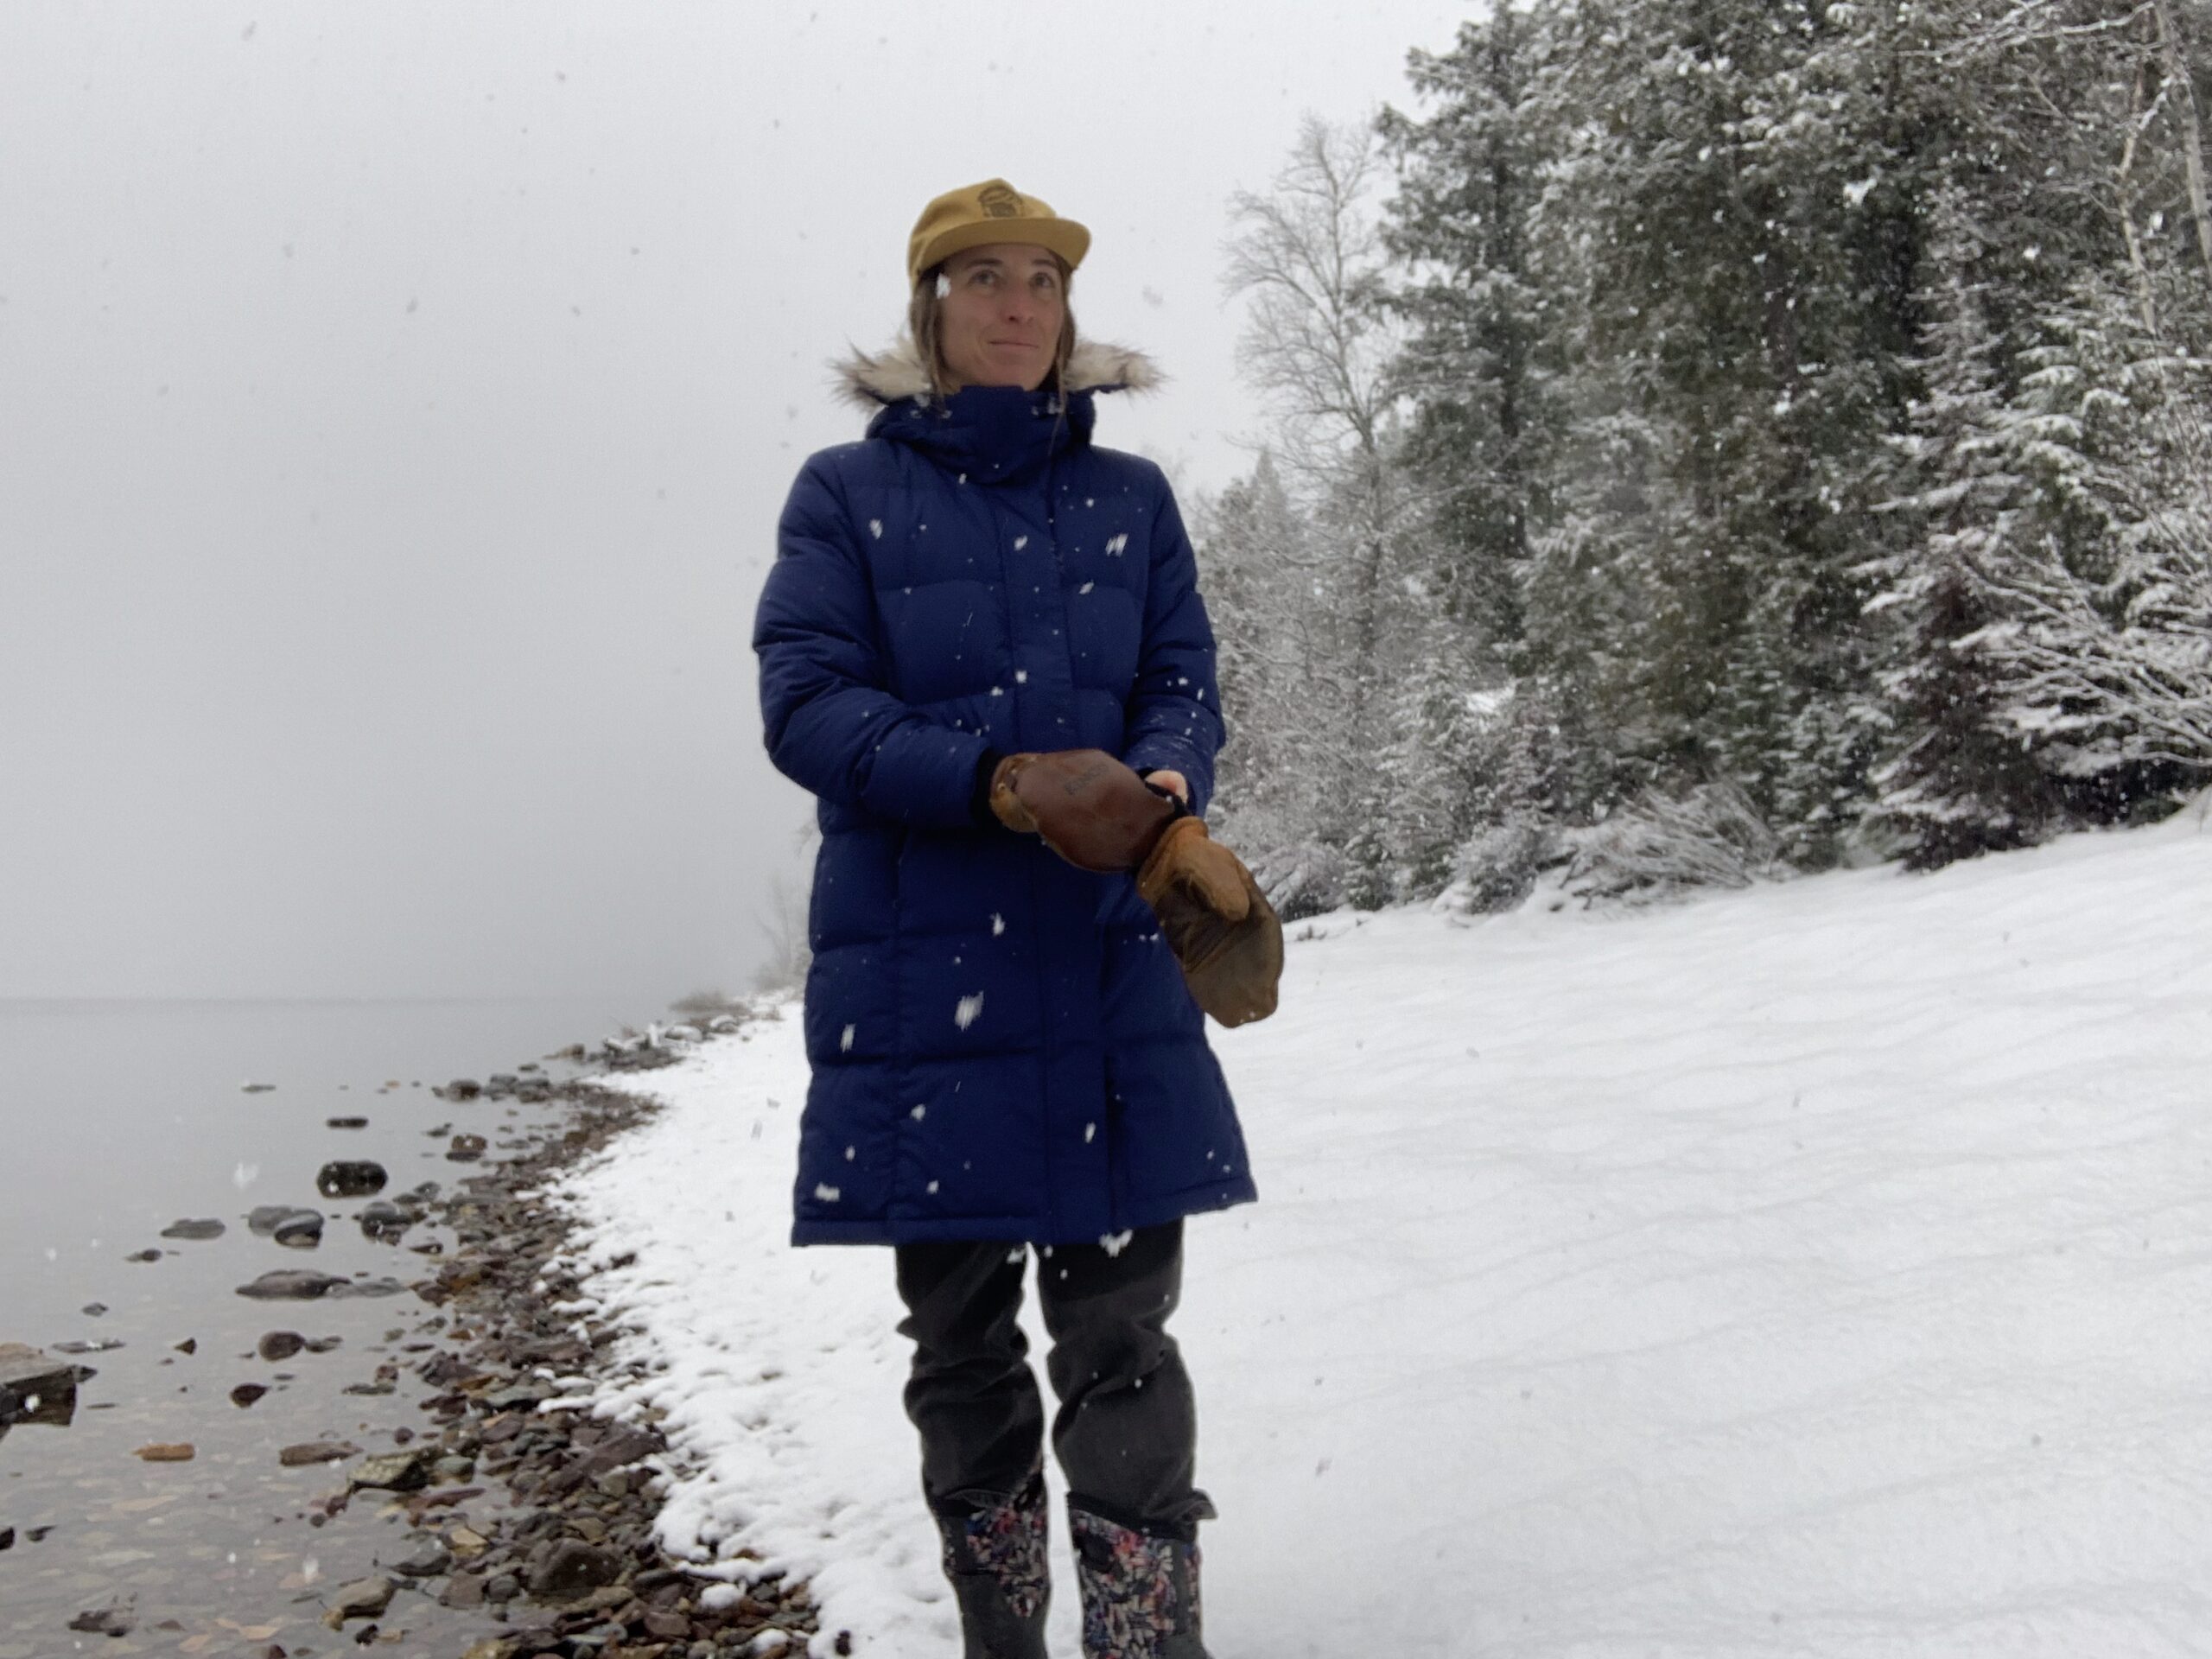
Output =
[{"x1": 935, "y1": 242, "x2": 1066, "y2": 392}]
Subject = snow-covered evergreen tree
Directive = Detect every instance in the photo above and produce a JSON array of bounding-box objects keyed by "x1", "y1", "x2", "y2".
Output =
[
  {"x1": 1202, "y1": 0, "x2": 2212, "y2": 906},
  {"x1": 1866, "y1": 188, "x2": 2056, "y2": 868}
]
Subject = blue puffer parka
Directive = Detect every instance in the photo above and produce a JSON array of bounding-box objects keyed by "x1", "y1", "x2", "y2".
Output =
[{"x1": 753, "y1": 340, "x2": 1256, "y2": 1247}]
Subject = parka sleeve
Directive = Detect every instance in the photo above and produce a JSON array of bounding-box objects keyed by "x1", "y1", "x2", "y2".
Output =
[
  {"x1": 753, "y1": 454, "x2": 992, "y2": 828},
  {"x1": 1119, "y1": 480, "x2": 1226, "y2": 818}
]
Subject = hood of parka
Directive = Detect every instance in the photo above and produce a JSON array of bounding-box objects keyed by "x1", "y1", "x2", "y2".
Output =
[{"x1": 834, "y1": 337, "x2": 1163, "y2": 486}]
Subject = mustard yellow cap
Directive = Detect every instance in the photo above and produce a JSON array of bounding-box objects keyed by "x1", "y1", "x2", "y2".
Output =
[{"x1": 906, "y1": 179, "x2": 1090, "y2": 289}]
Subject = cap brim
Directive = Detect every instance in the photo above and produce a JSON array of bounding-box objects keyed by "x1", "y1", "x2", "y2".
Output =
[{"x1": 913, "y1": 216, "x2": 1090, "y2": 284}]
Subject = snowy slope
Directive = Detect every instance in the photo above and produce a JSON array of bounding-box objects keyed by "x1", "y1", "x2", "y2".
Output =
[{"x1": 551, "y1": 802, "x2": 2212, "y2": 1658}]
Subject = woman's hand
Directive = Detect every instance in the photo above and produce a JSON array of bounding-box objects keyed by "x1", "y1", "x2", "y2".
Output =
[
  {"x1": 1145, "y1": 769, "x2": 1190, "y2": 805},
  {"x1": 990, "y1": 750, "x2": 1178, "y2": 872}
]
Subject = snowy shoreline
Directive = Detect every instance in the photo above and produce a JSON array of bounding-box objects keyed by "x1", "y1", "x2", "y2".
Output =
[{"x1": 549, "y1": 805, "x2": 2212, "y2": 1658}]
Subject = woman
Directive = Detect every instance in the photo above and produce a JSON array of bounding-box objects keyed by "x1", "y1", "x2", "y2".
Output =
[{"x1": 753, "y1": 179, "x2": 1272, "y2": 1659}]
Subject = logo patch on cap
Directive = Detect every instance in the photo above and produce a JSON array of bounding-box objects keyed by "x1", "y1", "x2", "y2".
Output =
[{"x1": 978, "y1": 183, "x2": 1023, "y2": 219}]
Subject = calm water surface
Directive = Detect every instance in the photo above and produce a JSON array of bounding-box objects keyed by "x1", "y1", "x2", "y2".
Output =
[{"x1": 1, "y1": 997, "x2": 640, "y2": 1655}]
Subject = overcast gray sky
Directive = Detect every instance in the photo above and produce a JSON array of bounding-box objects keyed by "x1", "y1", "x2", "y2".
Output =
[{"x1": 0, "y1": 1, "x2": 1471, "y2": 1004}]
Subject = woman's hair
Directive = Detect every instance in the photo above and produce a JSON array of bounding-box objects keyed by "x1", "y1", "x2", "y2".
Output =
[{"x1": 907, "y1": 252, "x2": 1077, "y2": 401}]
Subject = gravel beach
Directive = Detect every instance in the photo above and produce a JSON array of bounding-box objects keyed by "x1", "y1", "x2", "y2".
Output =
[{"x1": 3, "y1": 1018, "x2": 823, "y2": 1659}]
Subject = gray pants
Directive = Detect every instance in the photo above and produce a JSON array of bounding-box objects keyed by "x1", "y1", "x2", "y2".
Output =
[{"x1": 893, "y1": 1221, "x2": 1211, "y2": 1540}]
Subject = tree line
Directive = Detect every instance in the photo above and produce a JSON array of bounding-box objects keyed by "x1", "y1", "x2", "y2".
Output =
[{"x1": 1198, "y1": 0, "x2": 2212, "y2": 915}]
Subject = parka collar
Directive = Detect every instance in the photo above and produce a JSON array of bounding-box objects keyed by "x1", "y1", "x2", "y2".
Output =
[{"x1": 835, "y1": 338, "x2": 1161, "y2": 486}]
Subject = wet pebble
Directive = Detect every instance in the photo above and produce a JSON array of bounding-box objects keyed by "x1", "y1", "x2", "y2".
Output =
[
  {"x1": 159, "y1": 1217, "x2": 226, "y2": 1241},
  {"x1": 229, "y1": 1382, "x2": 269, "y2": 1408},
  {"x1": 124, "y1": 1247, "x2": 162, "y2": 1263},
  {"x1": 133, "y1": 1442, "x2": 194, "y2": 1461},
  {"x1": 316, "y1": 1160, "x2": 387, "y2": 1198},
  {"x1": 350, "y1": 1447, "x2": 435, "y2": 1491},
  {"x1": 322, "y1": 1575, "x2": 394, "y2": 1624},
  {"x1": 257, "y1": 1330, "x2": 306, "y2": 1360},
  {"x1": 359, "y1": 1199, "x2": 413, "y2": 1241},
  {"x1": 67, "y1": 1604, "x2": 134, "y2": 1637},
  {"x1": 278, "y1": 1440, "x2": 360, "y2": 1466},
  {"x1": 391, "y1": 1544, "x2": 452, "y2": 1578},
  {"x1": 326, "y1": 1115, "x2": 369, "y2": 1128},
  {"x1": 327, "y1": 1274, "x2": 408, "y2": 1299},
  {"x1": 236, "y1": 1269, "x2": 346, "y2": 1301}
]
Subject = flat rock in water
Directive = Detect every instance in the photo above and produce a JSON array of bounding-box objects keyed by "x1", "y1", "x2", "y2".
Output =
[
  {"x1": 124, "y1": 1248, "x2": 162, "y2": 1262},
  {"x1": 446, "y1": 1133, "x2": 488, "y2": 1162},
  {"x1": 325, "y1": 1576, "x2": 395, "y2": 1620},
  {"x1": 358, "y1": 1200, "x2": 413, "y2": 1240},
  {"x1": 279, "y1": 1440, "x2": 360, "y2": 1466},
  {"x1": 67, "y1": 1605, "x2": 133, "y2": 1637},
  {"x1": 229, "y1": 1382, "x2": 269, "y2": 1408},
  {"x1": 0, "y1": 1344, "x2": 89, "y2": 1426},
  {"x1": 391, "y1": 1544, "x2": 453, "y2": 1579},
  {"x1": 134, "y1": 1442, "x2": 194, "y2": 1461},
  {"x1": 326, "y1": 1116, "x2": 369, "y2": 1128},
  {"x1": 48, "y1": 1337, "x2": 123, "y2": 1356},
  {"x1": 327, "y1": 1274, "x2": 407, "y2": 1299},
  {"x1": 257, "y1": 1331, "x2": 306, "y2": 1361},
  {"x1": 160, "y1": 1217, "x2": 225, "y2": 1241},
  {"x1": 316, "y1": 1160, "x2": 387, "y2": 1198},
  {"x1": 236, "y1": 1270, "x2": 347, "y2": 1301},
  {"x1": 349, "y1": 1448, "x2": 434, "y2": 1491},
  {"x1": 273, "y1": 1211, "x2": 325, "y2": 1249}
]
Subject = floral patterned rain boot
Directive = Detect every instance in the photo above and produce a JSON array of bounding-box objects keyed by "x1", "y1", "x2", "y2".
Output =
[
  {"x1": 1069, "y1": 1505, "x2": 1211, "y2": 1659},
  {"x1": 935, "y1": 1474, "x2": 1051, "y2": 1659}
]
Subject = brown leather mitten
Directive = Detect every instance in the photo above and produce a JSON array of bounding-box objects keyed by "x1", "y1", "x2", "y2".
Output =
[
  {"x1": 1136, "y1": 817, "x2": 1283, "y2": 1027},
  {"x1": 989, "y1": 749, "x2": 1178, "y2": 873}
]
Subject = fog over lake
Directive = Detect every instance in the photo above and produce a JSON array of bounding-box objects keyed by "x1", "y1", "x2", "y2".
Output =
[{"x1": 1, "y1": 3, "x2": 1465, "y2": 1005}]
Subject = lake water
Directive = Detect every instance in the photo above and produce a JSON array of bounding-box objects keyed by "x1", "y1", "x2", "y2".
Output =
[{"x1": 0, "y1": 996, "x2": 639, "y2": 1654}]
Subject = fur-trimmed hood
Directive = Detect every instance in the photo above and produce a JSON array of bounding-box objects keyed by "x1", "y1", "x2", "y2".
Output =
[{"x1": 835, "y1": 337, "x2": 1162, "y2": 410}]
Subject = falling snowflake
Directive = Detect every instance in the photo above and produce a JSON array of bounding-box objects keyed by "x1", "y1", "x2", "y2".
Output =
[
  {"x1": 1105, "y1": 532, "x2": 1128, "y2": 556},
  {"x1": 814, "y1": 1183, "x2": 842, "y2": 1202},
  {"x1": 1099, "y1": 1230, "x2": 1133, "y2": 1256},
  {"x1": 869, "y1": 519, "x2": 883, "y2": 539},
  {"x1": 1014, "y1": 535, "x2": 1028, "y2": 550},
  {"x1": 991, "y1": 913, "x2": 1006, "y2": 936},
  {"x1": 840, "y1": 1024, "x2": 855, "y2": 1052},
  {"x1": 955, "y1": 993, "x2": 986, "y2": 1030}
]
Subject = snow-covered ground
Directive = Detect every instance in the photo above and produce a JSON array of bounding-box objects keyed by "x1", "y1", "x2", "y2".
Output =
[{"x1": 551, "y1": 801, "x2": 2212, "y2": 1658}]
